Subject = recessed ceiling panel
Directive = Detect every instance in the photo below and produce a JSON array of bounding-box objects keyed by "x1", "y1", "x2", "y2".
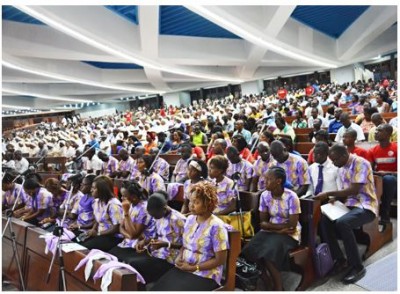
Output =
[
  {"x1": 105, "y1": 5, "x2": 139, "y2": 25},
  {"x1": 82, "y1": 61, "x2": 144, "y2": 69},
  {"x1": 2, "y1": 6, "x2": 45, "y2": 25},
  {"x1": 291, "y1": 6, "x2": 369, "y2": 38},
  {"x1": 159, "y1": 6, "x2": 241, "y2": 39}
]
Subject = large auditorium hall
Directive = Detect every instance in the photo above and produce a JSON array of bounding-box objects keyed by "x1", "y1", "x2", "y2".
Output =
[{"x1": 2, "y1": 3, "x2": 398, "y2": 292}]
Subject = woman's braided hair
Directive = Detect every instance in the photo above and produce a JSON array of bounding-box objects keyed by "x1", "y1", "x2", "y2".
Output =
[{"x1": 189, "y1": 181, "x2": 218, "y2": 213}]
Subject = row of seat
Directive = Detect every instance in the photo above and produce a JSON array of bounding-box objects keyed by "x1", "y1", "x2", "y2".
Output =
[
  {"x1": 2, "y1": 217, "x2": 139, "y2": 291},
  {"x1": 2, "y1": 216, "x2": 241, "y2": 291}
]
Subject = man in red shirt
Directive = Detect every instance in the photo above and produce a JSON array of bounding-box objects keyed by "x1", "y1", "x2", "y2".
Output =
[
  {"x1": 125, "y1": 111, "x2": 132, "y2": 123},
  {"x1": 277, "y1": 86, "x2": 288, "y2": 100},
  {"x1": 305, "y1": 82, "x2": 315, "y2": 97},
  {"x1": 368, "y1": 124, "x2": 397, "y2": 224},
  {"x1": 342, "y1": 129, "x2": 370, "y2": 161}
]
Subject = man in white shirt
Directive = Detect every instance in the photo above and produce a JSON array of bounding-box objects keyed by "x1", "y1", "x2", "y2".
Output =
[
  {"x1": 99, "y1": 135, "x2": 111, "y2": 155},
  {"x1": 64, "y1": 141, "x2": 76, "y2": 159},
  {"x1": 81, "y1": 146, "x2": 102, "y2": 175},
  {"x1": 335, "y1": 113, "x2": 365, "y2": 143},
  {"x1": 307, "y1": 108, "x2": 328, "y2": 128},
  {"x1": 3, "y1": 152, "x2": 16, "y2": 169},
  {"x1": 307, "y1": 142, "x2": 341, "y2": 196}
]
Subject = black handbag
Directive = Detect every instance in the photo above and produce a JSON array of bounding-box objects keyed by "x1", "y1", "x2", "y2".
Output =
[{"x1": 235, "y1": 257, "x2": 261, "y2": 291}]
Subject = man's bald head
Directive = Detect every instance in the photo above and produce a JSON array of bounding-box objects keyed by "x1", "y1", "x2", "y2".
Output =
[
  {"x1": 371, "y1": 113, "x2": 383, "y2": 127},
  {"x1": 339, "y1": 112, "x2": 351, "y2": 128},
  {"x1": 270, "y1": 141, "x2": 287, "y2": 163}
]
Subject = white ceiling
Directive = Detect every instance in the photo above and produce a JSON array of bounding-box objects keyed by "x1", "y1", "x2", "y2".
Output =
[{"x1": 2, "y1": 5, "x2": 397, "y2": 110}]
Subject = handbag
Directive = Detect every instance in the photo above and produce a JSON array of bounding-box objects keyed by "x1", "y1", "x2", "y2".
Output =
[
  {"x1": 218, "y1": 211, "x2": 254, "y2": 238},
  {"x1": 314, "y1": 243, "x2": 334, "y2": 278},
  {"x1": 235, "y1": 257, "x2": 261, "y2": 291}
]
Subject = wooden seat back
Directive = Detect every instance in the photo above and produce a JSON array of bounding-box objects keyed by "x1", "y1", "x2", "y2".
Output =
[
  {"x1": 2, "y1": 217, "x2": 34, "y2": 290},
  {"x1": 294, "y1": 128, "x2": 313, "y2": 135},
  {"x1": 23, "y1": 226, "x2": 137, "y2": 291},
  {"x1": 64, "y1": 250, "x2": 138, "y2": 291},
  {"x1": 288, "y1": 199, "x2": 321, "y2": 291},
  {"x1": 382, "y1": 112, "x2": 397, "y2": 120},
  {"x1": 214, "y1": 230, "x2": 241, "y2": 291},
  {"x1": 284, "y1": 116, "x2": 296, "y2": 124},
  {"x1": 26, "y1": 157, "x2": 67, "y2": 173},
  {"x1": 355, "y1": 175, "x2": 393, "y2": 260},
  {"x1": 239, "y1": 191, "x2": 261, "y2": 233},
  {"x1": 160, "y1": 154, "x2": 181, "y2": 166},
  {"x1": 296, "y1": 134, "x2": 310, "y2": 142},
  {"x1": 295, "y1": 142, "x2": 314, "y2": 155}
]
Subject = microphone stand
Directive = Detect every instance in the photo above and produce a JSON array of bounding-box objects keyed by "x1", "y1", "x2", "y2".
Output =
[
  {"x1": 232, "y1": 122, "x2": 267, "y2": 241},
  {"x1": 143, "y1": 140, "x2": 167, "y2": 177},
  {"x1": 33, "y1": 154, "x2": 47, "y2": 170},
  {"x1": 141, "y1": 140, "x2": 167, "y2": 194},
  {"x1": 45, "y1": 184, "x2": 74, "y2": 291},
  {"x1": 2, "y1": 175, "x2": 26, "y2": 291}
]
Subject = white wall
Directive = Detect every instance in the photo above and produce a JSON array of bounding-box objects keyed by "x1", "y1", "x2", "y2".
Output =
[
  {"x1": 163, "y1": 92, "x2": 181, "y2": 107},
  {"x1": 330, "y1": 65, "x2": 355, "y2": 84},
  {"x1": 179, "y1": 92, "x2": 191, "y2": 106},
  {"x1": 241, "y1": 80, "x2": 263, "y2": 96},
  {"x1": 77, "y1": 102, "x2": 130, "y2": 118}
]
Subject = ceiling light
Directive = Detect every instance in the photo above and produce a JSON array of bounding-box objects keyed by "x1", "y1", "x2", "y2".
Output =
[
  {"x1": 15, "y1": 5, "x2": 243, "y2": 83},
  {"x1": 281, "y1": 71, "x2": 315, "y2": 78},
  {"x1": 3, "y1": 88, "x2": 93, "y2": 103},
  {"x1": 186, "y1": 5, "x2": 338, "y2": 69}
]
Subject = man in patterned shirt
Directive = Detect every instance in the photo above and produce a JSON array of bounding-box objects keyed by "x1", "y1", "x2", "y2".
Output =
[
  {"x1": 251, "y1": 142, "x2": 275, "y2": 192},
  {"x1": 226, "y1": 146, "x2": 254, "y2": 191},
  {"x1": 313, "y1": 144, "x2": 377, "y2": 284},
  {"x1": 172, "y1": 144, "x2": 192, "y2": 183},
  {"x1": 269, "y1": 141, "x2": 310, "y2": 197},
  {"x1": 150, "y1": 147, "x2": 170, "y2": 181},
  {"x1": 115, "y1": 148, "x2": 135, "y2": 179},
  {"x1": 98, "y1": 151, "x2": 119, "y2": 177}
]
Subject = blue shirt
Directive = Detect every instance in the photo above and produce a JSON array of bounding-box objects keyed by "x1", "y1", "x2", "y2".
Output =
[
  {"x1": 233, "y1": 129, "x2": 252, "y2": 144},
  {"x1": 89, "y1": 140, "x2": 100, "y2": 150},
  {"x1": 158, "y1": 140, "x2": 172, "y2": 154},
  {"x1": 328, "y1": 119, "x2": 343, "y2": 134}
]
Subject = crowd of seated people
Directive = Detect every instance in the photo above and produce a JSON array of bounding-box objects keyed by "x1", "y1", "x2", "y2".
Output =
[{"x1": 2, "y1": 78, "x2": 397, "y2": 290}]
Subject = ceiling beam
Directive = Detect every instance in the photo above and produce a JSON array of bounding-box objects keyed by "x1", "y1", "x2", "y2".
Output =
[
  {"x1": 337, "y1": 6, "x2": 397, "y2": 61},
  {"x1": 186, "y1": 5, "x2": 339, "y2": 68},
  {"x1": 239, "y1": 5, "x2": 296, "y2": 79},
  {"x1": 138, "y1": 6, "x2": 170, "y2": 90},
  {"x1": 16, "y1": 5, "x2": 242, "y2": 83}
]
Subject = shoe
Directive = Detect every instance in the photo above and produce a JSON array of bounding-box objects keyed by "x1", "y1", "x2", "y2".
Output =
[
  {"x1": 342, "y1": 266, "x2": 366, "y2": 284},
  {"x1": 330, "y1": 258, "x2": 347, "y2": 276}
]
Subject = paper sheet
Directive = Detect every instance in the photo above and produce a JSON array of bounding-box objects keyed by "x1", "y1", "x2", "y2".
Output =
[
  {"x1": 321, "y1": 201, "x2": 350, "y2": 221},
  {"x1": 61, "y1": 242, "x2": 87, "y2": 253}
]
